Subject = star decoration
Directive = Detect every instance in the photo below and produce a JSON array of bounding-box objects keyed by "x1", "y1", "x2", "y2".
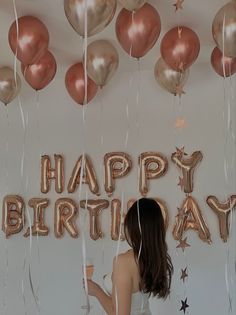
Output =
[
  {"x1": 180, "y1": 298, "x2": 189, "y2": 313},
  {"x1": 178, "y1": 176, "x2": 185, "y2": 191},
  {"x1": 176, "y1": 237, "x2": 190, "y2": 252},
  {"x1": 180, "y1": 267, "x2": 188, "y2": 283},
  {"x1": 175, "y1": 85, "x2": 186, "y2": 97},
  {"x1": 174, "y1": 0, "x2": 185, "y2": 12},
  {"x1": 175, "y1": 146, "x2": 187, "y2": 159},
  {"x1": 175, "y1": 117, "x2": 187, "y2": 129},
  {"x1": 176, "y1": 207, "x2": 189, "y2": 220}
]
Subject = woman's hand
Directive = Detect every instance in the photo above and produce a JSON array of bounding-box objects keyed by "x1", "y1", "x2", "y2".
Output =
[{"x1": 84, "y1": 279, "x2": 101, "y2": 297}]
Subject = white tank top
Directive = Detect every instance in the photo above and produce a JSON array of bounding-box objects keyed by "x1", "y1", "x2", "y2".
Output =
[{"x1": 103, "y1": 274, "x2": 152, "y2": 315}]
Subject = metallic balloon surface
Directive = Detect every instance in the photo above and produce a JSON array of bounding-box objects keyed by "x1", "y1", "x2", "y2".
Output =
[
  {"x1": 65, "y1": 62, "x2": 98, "y2": 105},
  {"x1": 154, "y1": 58, "x2": 189, "y2": 95},
  {"x1": 212, "y1": 2, "x2": 236, "y2": 58},
  {"x1": 8, "y1": 16, "x2": 49, "y2": 65},
  {"x1": 161, "y1": 26, "x2": 200, "y2": 71},
  {"x1": 118, "y1": 0, "x2": 146, "y2": 11},
  {"x1": 0, "y1": 67, "x2": 21, "y2": 105},
  {"x1": 116, "y1": 3, "x2": 161, "y2": 58},
  {"x1": 211, "y1": 46, "x2": 236, "y2": 77},
  {"x1": 21, "y1": 51, "x2": 57, "y2": 90},
  {"x1": 64, "y1": 0, "x2": 116, "y2": 37},
  {"x1": 86, "y1": 40, "x2": 119, "y2": 86}
]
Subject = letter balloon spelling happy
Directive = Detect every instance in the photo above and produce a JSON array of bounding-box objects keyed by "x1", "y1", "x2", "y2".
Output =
[
  {"x1": 104, "y1": 152, "x2": 132, "y2": 196},
  {"x1": 41, "y1": 155, "x2": 64, "y2": 194},
  {"x1": 139, "y1": 152, "x2": 168, "y2": 197}
]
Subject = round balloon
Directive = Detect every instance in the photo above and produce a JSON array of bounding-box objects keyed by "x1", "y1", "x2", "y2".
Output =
[
  {"x1": 86, "y1": 40, "x2": 119, "y2": 87},
  {"x1": 211, "y1": 46, "x2": 236, "y2": 77},
  {"x1": 8, "y1": 16, "x2": 49, "y2": 65},
  {"x1": 118, "y1": 0, "x2": 146, "y2": 11},
  {"x1": 212, "y1": 2, "x2": 236, "y2": 58},
  {"x1": 65, "y1": 62, "x2": 98, "y2": 105},
  {"x1": 116, "y1": 3, "x2": 161, "y2": 58},
  {"x1": 64, "y1": 0, "x2": 116, "y2": 37},
  {"x1": 0, "y1": 67, "x2": 21, "y2": 105},
  {"x1": 21, "y1": 51, "x2": 57, "y2": 90},
  {"x1": 154, "y1": 58, "x2": 189, "y2": 95},
  {"x1": 161, "y1": 26, "x2": 200, "y2": 71}
]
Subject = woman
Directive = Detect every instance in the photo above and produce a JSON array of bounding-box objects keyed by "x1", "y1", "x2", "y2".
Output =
[{"x1": 86, "y1": 198, "x2": 173, "y2": 315}]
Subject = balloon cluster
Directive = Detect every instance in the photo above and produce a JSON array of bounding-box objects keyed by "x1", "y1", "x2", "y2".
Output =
[
  {"x1": 155, "y1": 26, "x2": 200, "y2": 96},
  {"x1": 64, "y1": 0, "x2": 119, "y2": 106},
  {"x1": 211, "y1": 2, "x2": 236, "y2": 77},
  {"x1": 8, "y1": 16, "x2": 57, "y2": 91}
]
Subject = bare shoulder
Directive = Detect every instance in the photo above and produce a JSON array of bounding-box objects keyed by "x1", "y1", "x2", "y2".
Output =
[{"x1": 113, "y1": 251, "x2": 135, "y2": 271}]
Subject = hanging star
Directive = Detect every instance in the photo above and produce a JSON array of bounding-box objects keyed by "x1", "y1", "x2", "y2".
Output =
[
  {"x1": 173, "y1": 0, "x2": 184, "y2": 12},
  {"x1": 175, "y1": 85, "x2": 186, "y2": 97},
  {"x1": 175, "y1": 117, "x2": 187, "y2": 129},
  {"x1": 178, "y1": 176, "x2": 185, "y2": 191},
  {"x1": 180, "y1": 267, "x2": 188, "y2": 283},
  {"x1": 180, "y1": 298, "x2": 189, "y2": 313},
  {"x1": 175, "y1": 146, "x2": 187, "y2": 159},
  {"x1": 176, "y1": 237, "x2": 190, "y2": 252}
]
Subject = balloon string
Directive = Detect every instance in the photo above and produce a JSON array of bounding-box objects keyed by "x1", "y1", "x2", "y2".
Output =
[
  {"x1": 12, "y1": 0, "x2": 18, "y2": 84},
  {"x1": 80, "y1": 0, "x2": 89, "y2": 313}
]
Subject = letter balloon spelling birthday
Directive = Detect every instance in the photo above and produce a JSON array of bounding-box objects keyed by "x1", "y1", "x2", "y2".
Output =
[
  {"x1": 173, "y1": 196, "x2": 212, "y2": 244},
  {"x1": 2, "y1": 195, "x2": 25, "y2": 238},
  {"x1": 171, "y1": 150, "x2": 203, "y2": 194},
  {"x1": 104, "y1": 152, "x2": 132, "y2": 196},
  {"x1": 207, "y1": 195, "x2": 236, "y2": 242},
  {"x1": 139, "y1": 152, "x2": 168, "y2": 197},
  {"x1": 80, "y1": 199, "x2": 109, "y2": 241}
]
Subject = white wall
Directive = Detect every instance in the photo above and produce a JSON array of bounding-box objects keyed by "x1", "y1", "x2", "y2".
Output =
[{"x1": 0, "y1": 61, "x2": 235, "y2": 315}]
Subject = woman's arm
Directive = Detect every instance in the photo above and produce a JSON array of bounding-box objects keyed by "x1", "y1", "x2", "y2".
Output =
[{"x1": 87, "y1": 254, "x2": 133, "y2": 315}]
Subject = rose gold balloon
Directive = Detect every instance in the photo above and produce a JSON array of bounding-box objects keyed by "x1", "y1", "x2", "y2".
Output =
[
  {"x1": 116, "y1": 3, "x2": 161, "y2": 58},
  {"x1": 161, "y1": 26, "x2": 200, "y2": 71},
  {"x1": 65, "y1": 62, "x2": 98, "y2": 105},
  {"x1": 21, "y1": 51, "x2": 57, "y2": 90},
  {"x1": 212, "y1": 2, "x2": 236, "y2": 58},
  {"x1": 211, "y1": 46, "x2": 236, "y2": 77},
  {"x1": 111, "y1": 199, "x2": 126, "y2": 241},
  {"x1": 8, "y1": 16, "x2": 49, "y2": 65}
]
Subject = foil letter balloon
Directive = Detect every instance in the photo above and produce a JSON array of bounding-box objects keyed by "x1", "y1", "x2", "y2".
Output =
[
  {"x1": 67, "y1": 154, "x2": 100, "y2": 195},
  {"x1": 104, "y1": 152, "x2": 132, "y2": 196},
  {"x1": 139, "y1": 152, "x2": 168, "y2": 197},
  {"x1": 111, "y1": 199, "x2": 126, "y2": 241},
  {"x1": 2, "y1": 195, "x2": 25, "y2": 238},
  {"x1": 173, "y1": 196, "x2": 212, "y2": 244},
  {"x1": 0, "y1": 67, "x2": 21, "y2": 105},
  {"x1": 24, "y1": 198, "x2": 50, "y2": 237},
  {"x1": 212, "y1": 2, "x2": 236, "y2": 58},
  {"x1": 207, "y1": 195, "x2": 236, "y2": 242},
  {"x1": 41, "y1": 155, "x2": 64, "y2": 194},
  {"x1": 80, "y1": 199, "x2": 109, "y2": 240},
  {"x1": 127, "y1": 197, "x2": 169, "y2": 229},
  {"x1": 171, "y1": 150, "x2": 203, "y2": 194},
  {"x1": 8, "y1": 16, "x2": 49, "y2": 65},
  {"x1": 64, "y1": 0, "x2": 116, "y2": 37},
  {"x1": 54, "y1": 198, "x2": 79, "y2": 238}
]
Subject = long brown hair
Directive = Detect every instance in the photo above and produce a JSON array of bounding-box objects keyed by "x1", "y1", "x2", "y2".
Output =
[{"x1": 124, "y1": 198, "x2": 173, "y2": 299}]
